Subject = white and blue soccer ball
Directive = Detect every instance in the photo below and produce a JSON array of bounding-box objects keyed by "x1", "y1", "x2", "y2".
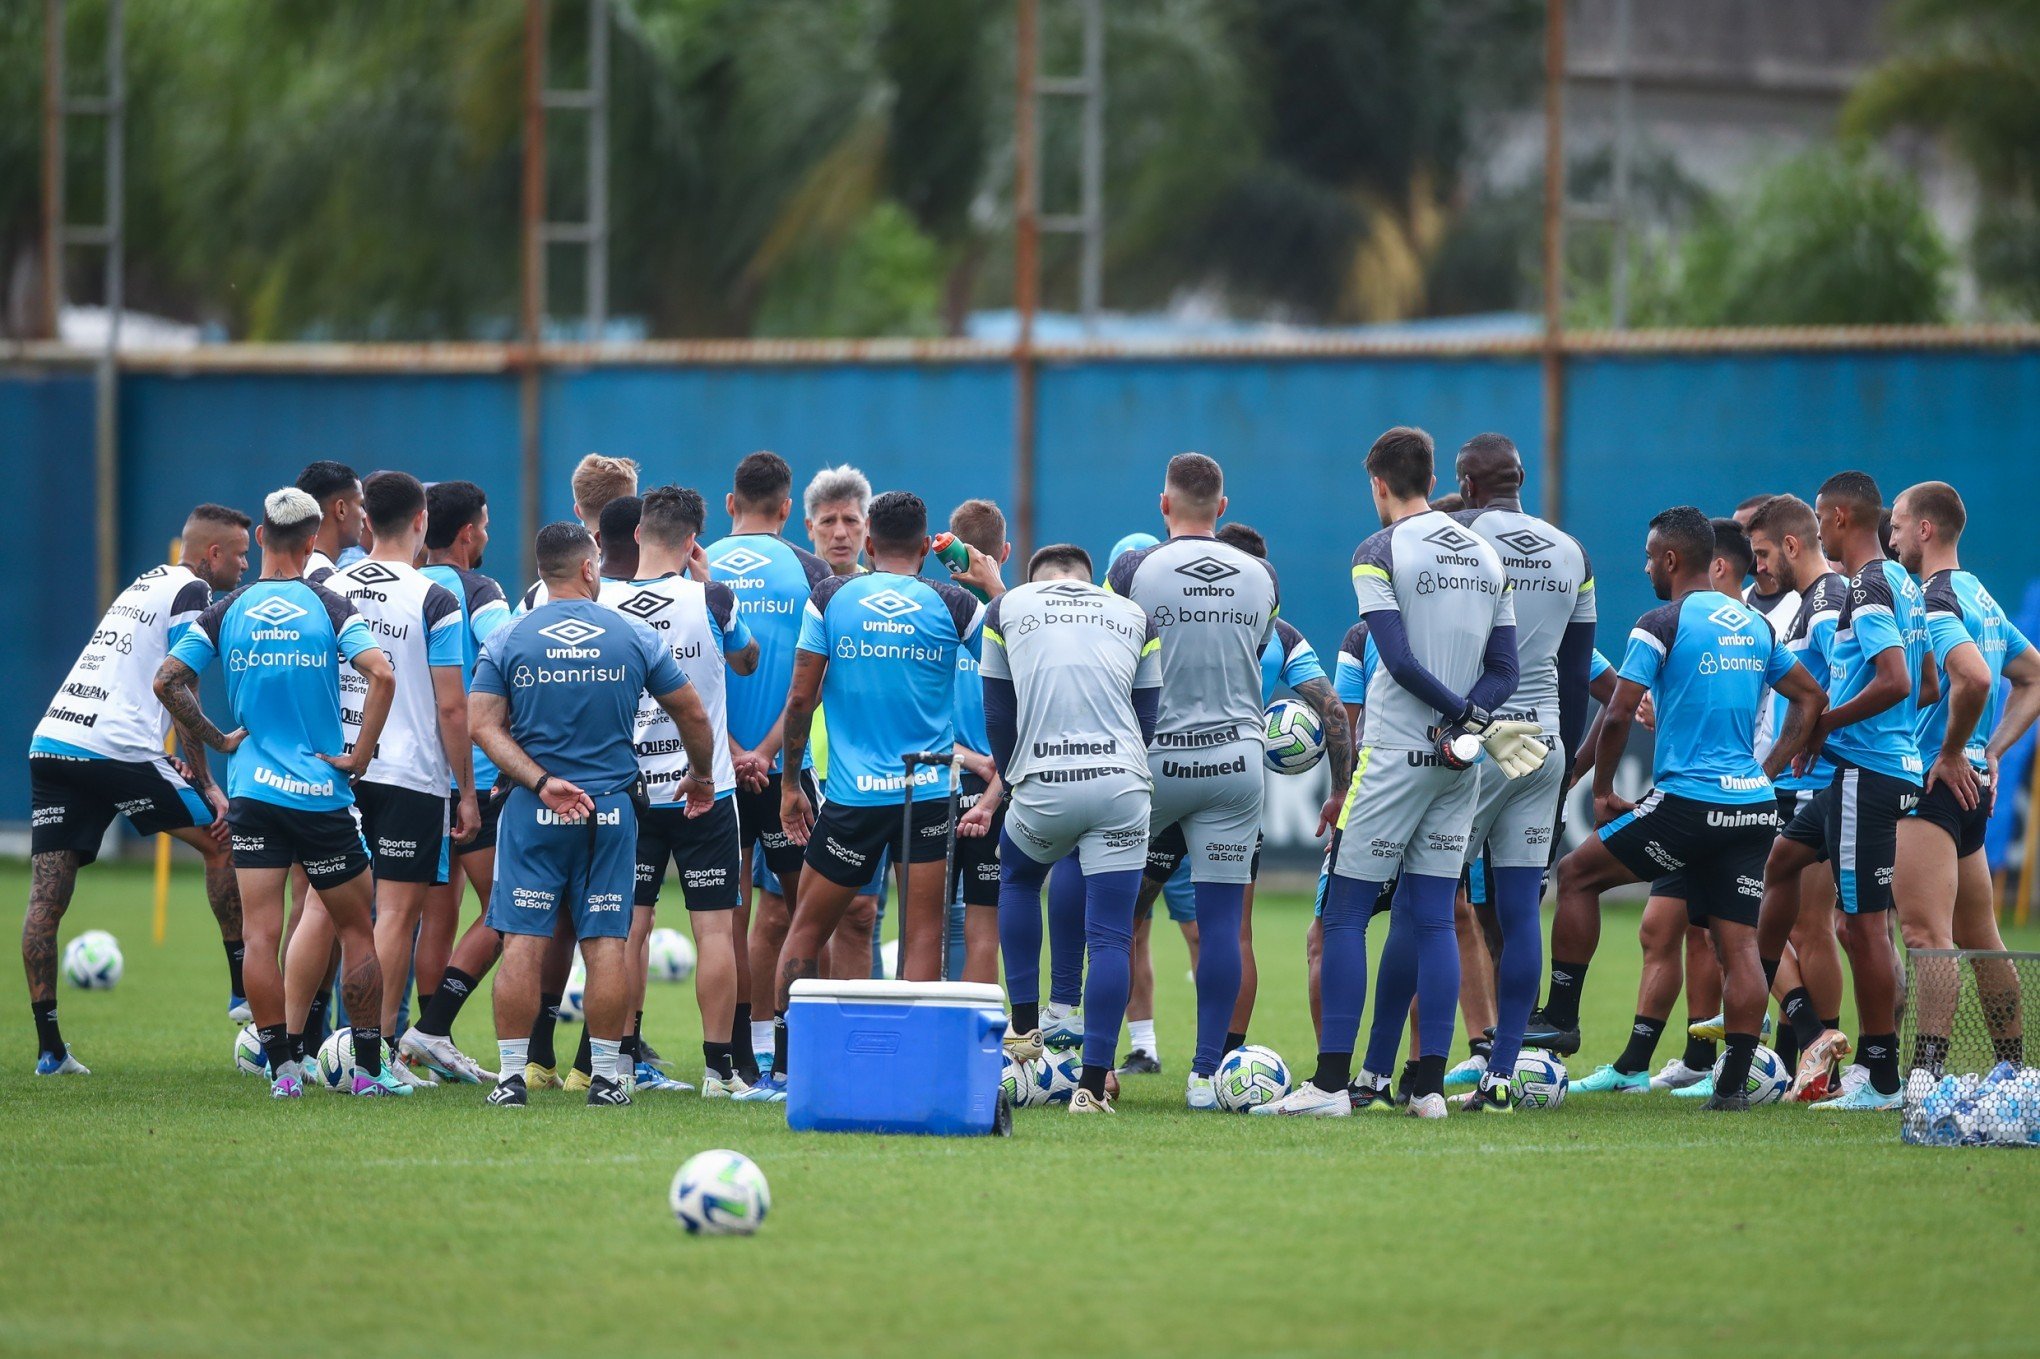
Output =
[
  {"x1": 1033, "y1": 1050, "x2": 1082, "y2": 1104},
  {"x1": 669, "y1": 1149, "x2": 771, "y2": 1236},
  {"x1": 1715, "y1": 1044, "x2": 1791, "y2": 1105},
  {"x1": 1511, "y1": 1051, "x2": 1569, "y2": 1109},
  {"x1": 1002, "y1": 1055, "x2": 1045, "y2": 1108},
  {"x1": 1215, "y1": 1044, "x2": 1291, "y2": 1111},
  {"x1": 315, "y1": 1028, "x2": 356, "y2": 1090},
  {"x1": 559, "y1": 950, "x2": 587, "y2": 1023},
  {"x1": 1262, "y1": 698, "x2": 1326, "y2": 775},
  {"x1": 648, "y1": 928, "x2": 696, "y2": 984},
  {"x1": 63, "y1": 930, "x2": 123, "y2": 990},
  {"x1": 233, "y1": 1023, "x2": 269, "y2": 1076}
]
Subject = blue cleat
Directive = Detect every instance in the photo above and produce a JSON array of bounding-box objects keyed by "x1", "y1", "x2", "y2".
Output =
[
  {"x1": 228, "y1": 994, "x2": 252, "y2": 1024},
  {"x1": 735, "y1": 1074, "x2": 787, "y2": 1104},
  {"x1": 1572, "y1": 1064, "x2": 1651, "y2": 1095},
  {"x1": 36, "y1": 1046, "x2": 90, "y2": 1076}
]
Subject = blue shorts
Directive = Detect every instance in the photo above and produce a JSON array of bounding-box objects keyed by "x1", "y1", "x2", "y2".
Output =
[{"x1": 488, "y1": 789, "x2": 637, "y2": 941}]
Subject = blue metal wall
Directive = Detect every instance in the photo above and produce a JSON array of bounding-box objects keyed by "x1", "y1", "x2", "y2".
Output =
[{"x1": 6, "y1": 348, "x2": 2038, "y2": 824}]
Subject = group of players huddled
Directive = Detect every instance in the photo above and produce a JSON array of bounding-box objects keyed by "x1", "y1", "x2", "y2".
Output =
[{"x1": 24, "y1": 425, "x2": 2039, "y2": 1116}]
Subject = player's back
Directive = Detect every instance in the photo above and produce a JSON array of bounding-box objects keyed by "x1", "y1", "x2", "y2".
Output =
[
  {"x1": 476, "y1": 598, "x2": 671, "y2": 794},
  {"x1": 1917, "y1": 569, "x2": 2031, "y2": 762},
  {"x1": 1108, "y1": 535, "x2": 1277, "y2": 744},
  {"x1": 1349, "y1": 509, "x2": 1511, "y2": 750},
  {"x1": 330, "y1": 558, "x2": 463, "y2": 793},
  {"x1": 1624, "y1": 590, "x2": 1790, "y2": 804},
  {"x1": 705, "y1": 532, "x2": 832, "y2": 761},
  {"x1": 598, "y1": 574, "x2": 741, "y2": 798},
  {"x1": 1824, "y1": 559, "x2": 1927, "y2": 782},
  {"x1": 1455, "y1": 504, "x2": 1592, "y2": 732},
  {"x1": 986, "y1": 579, "x2": 1155, "y2": 784},
  {"x1": 422, "y1": 562, "x2": 511, "y2": 790},
  {"x1": 798, "y1": 571, "x2": 983, "y2": 804},
  {"x1": 32, "y1": 564, "x2": 212, "y2": 764}
]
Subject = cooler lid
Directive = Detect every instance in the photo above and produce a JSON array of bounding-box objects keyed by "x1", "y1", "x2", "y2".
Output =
[{"x1": 789, "y1": 979, "x2": 1005, "y2": 1006}]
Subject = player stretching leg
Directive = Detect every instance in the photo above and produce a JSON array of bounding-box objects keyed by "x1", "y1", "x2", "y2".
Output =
[
  {"x1": 156, "y1": 489, "x2": 403, "y2": 1097},
  {"x1": 1753, "y1": 473, "x2": 1927, "y2": 1110},
  {"x1": 25, "y1": 505, "x2": 253, "y2": 1073},
  {"x1": 986, "y1": 544, "x2": 1161, "y2": 1110},
  {"x1": 1260, "y1": 426, "x2": 1528, "y2": 1119}
]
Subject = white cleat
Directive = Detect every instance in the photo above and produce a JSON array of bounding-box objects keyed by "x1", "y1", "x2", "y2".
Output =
[
  {"x1": 399, "y1": 1029, "x2": 496, "y2": 1085},
  {"x1": 1041, "y1": 1005, "x2": 1085, "y2": 1051},
  {"x1": 1185, "y1": 1072, "x2": 1219, "y2": 1111},
  {"x1": 388, "y1": 1046, "x2": 437, "y2": 1088},
  {"x1": 1406, "y1": 1093, "x2": 1450, "y2": 1120},
  {"x1": 1067, "y1": 1087, "x2": 1115, "y2": 1114},
  {"x1": 227, "y1": 997, "x2": 253, "y2": 1024},
  {"x1": 1002, "y1": 1023, "x2": 1046, "y2": 1063},
  {"x1": 35, "y1": 1045, "x2": 90, "y2": 1076},
  {"x1": 700, "y1": 1071, "x2": 750, "y2": 1099},
  {"x1": 1251, "y1": 1083, "x2": 1352, "y2": 1117},
  {"x1": 1649, "y1": 1058, "x2": 1711, "y2": 1092}
]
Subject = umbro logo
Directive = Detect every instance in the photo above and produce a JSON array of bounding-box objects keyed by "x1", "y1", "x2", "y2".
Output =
[
  {"x1": 614, "y1": 591, "x2": 670, "y2": 621},
  {"x1": 858, "y1": 588, "x2": 923, "y2": 620},
  {"x1": 1495, "y1": 528, "x2": 1556, "y2": 556},
  {"x1": 1706, "y1": 601, "x2": 1750, "y2": 631},
  {"x1": 139, "y1": 566, "x2": 168, "y2": 580},
  {"x1": 1173, "y1": 556, "x2": 1239, "y2": 586},
  {"x1": 347, "y1": 561, "x2": 402, "y2": 587},
  {"x1": 244, "y1": 596, "x2": 309, "y2": 626},
  {"x1": 712, "y1": 546, "x2": 771, "y2": 576},
  {"x1": 537, "y1": 618, "x2": 606, "y2": 646},
  {"x1": 1038, "y1": 582, "x2": 1091, "y2": 598},
  {"x1": 1422, "y1": 525, "x2": 1477, "y2": 553}
]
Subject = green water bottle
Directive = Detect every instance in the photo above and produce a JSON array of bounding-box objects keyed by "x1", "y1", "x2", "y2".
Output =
[{"x1": 931, "y1": 532, "x2": 986, "y2": 600}]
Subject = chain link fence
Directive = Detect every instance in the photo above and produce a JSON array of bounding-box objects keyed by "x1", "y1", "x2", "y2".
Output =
[{"x1": 1901, "y1": 948, "x2": 2039, "y2": 1147}]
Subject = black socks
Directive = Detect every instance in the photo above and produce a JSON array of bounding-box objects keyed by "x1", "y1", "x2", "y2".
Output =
[
  {"x1": 1543, "y1": 962, "x2": 1589, "y2": 1030},
  {"x1": 1615, "y1": 1015, "x2": 1666, "y2": 1075},
  {"x1": 1859, "y1": 1032, "x2": 1899, "y2": 1095},
  {"x1": 223, "y1": 939, "x2": 246, "y2": 997},
  {"x1": 528, "y1": 993, "x2": 562, "y2": 1068},
  {"x1": 1311, "y1": 1051, "x2": 1353, "y2": 1093},
  {"x1": 1012, "y1": 1002, "x2": 1040, "y2": 1035},
  {"x1": 1781, "y1": 988, "x2": 1824, "y2": 1047},
  {"x1": 1717, "y1": 1032, "x2": 1757, "y2": 1098},
  {"x1": 416, "y1": 967, "x2": 478, "y2": 1038},
  {"x1": 30, "y1": 999, "x2": 63, "y2": 1055}
]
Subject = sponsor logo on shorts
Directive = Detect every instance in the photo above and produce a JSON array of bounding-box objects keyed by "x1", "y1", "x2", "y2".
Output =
[
  {"x1": 586, "y1": 892, "x2": 626, "y2": 914},
  {"x1": 1643, "y1": 840, "x2": 1680, "y2": 872},
  {"x1": 1102, "y1": 827, "x2": 1145, "y2": 849},
  {"x1": 1208, "y1": 840, "x2": 1252, "y2": 863},
  {"x1": 1425, "y1": 832, "x2": 1466, "y2": 853},
  {"x1": 1017, "y1": 824, "x2": 1052, "y2": 848},
  {"x1": 303, "y1": 854, "x2": 355, "y2": 878},
  {"x1": 254, "y1": 766, "x2": 335, "y2": 799},
  {"x1": 822, "y1": 836, "x2": 868, "y2": 867},
  {"x1": 1899, "y1": 791, "x2": 1920, "y2": 812},
  {"x1": 1160, "y1": 755, "x2": 1247, "y2": 779},
  {"x1": 1875, "y1": 865, "x2": 1896, "y2": 887},
  {"x1": 1035, "y1": 738, "x2": 1117, "y2": 758},
  {"x1": 1152, "y1": 730, "x2": 1241, "y2": 750},
  {"x1": 1034, "y1": 766, "x2": 1116, "y2": 785},
  {"x1": 1737, "y1": 874, "x2": 1763, "y2": 897},
  {"x1": 1369, "y1": 837, "x2": 1399, "y2": 859},
  {"x1": 32, "y1": 806, "x2": 67, "y2": 828},
  {"x1": 536, "y1": 805, "x2": 622, "y2": 827},
  {"x1": 512, "y1": 886, "x2": 554, "y2": 910},
  {"x1": 376, "y1": 836, "x2": 420, "y2": 857},
  {"x1": 1525, "y1": 825, "x2": 1552, "y2": 845},
  {"x1": 115, "y1": 797, "x2": 157, "y2": 817},
  {"x1": 1705, "y1": 807, "x2": 1776, "y2": 828},
  {"x1": 683, "y1": 867, "x2": 730, "y2": 888},
  {"x1": 919, "y1": 820, "x2": 949, "y2": 839}
]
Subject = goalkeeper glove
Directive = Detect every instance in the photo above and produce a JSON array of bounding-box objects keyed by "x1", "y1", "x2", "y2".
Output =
[{"x1": 1436, "y1": 708, "x2": 1551, "y2": 780}]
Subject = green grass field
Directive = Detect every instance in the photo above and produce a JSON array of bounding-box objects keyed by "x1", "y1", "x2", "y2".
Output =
[{"x1": 4, "y1": 861, "x2": 2039, "y2": 1358}]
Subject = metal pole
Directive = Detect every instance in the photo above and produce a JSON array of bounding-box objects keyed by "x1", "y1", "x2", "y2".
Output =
[
  {"x1": 1078, "y1": 0, "x2": 1104, "y2": 327},
  {"x1": 1540, "y1": 0, "x2": 1567, "y2": 526},
  {"x1": 520, "y1": 0, "x2": 547, "y2": 585},
  {"x1": 1610, "y1": 0, "x2": 1632, "y2": 330},
  {"x1": 40, "y1": 0, "x2": 63, "y2": 340},
  {"x1": 1012, "y1": 0, "x2": 1040, "y2": 567},
  {"x1": 586, "y1": 0, "x2": 608, "y2": 338},
  {"x1": 94, "y1": 0, "x2": 123, "y2": 610}
]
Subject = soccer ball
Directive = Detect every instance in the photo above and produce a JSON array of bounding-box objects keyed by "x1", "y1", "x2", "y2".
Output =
[
  {"x1": 669, "y1": 1149, "x2": 771, "y2": 1236},
  {"x1": 1214, "y1": 1044, "x2": 1291, "y2": 1111},
  {"x1": 316, "y1": 1028, "x2": 356, "y2": 1090},
  {"x1": 1511, "y1": 1051, "x2": 1569, "y2": 1110},
  {"x1": 1262, "y1": 698, "x2": 1326, "y2": 774},
  {"x1": 233, "y1": 1023, "x2": 269, "y2": 1076},
  {"x1": 1715, "y1": 1044, "x2": 1791, "y2": 1105},
  {"x1": 878, "y1": 937, "x2": 900, "y2": 980},
  {"x1": 63, "y1": 930, "x2": 123, "y2": 989},
  {"x1": 559, "y1": 950, "x2": 587, "y2": 1023},
  {"x1": 1033, "y1": 1050, "x2": 1081, "y2": 1104},
  {"x1": 648, "y1": 928, "x2": 696, "y2": 984},
  {"x1": 1003, "y1": 1055, "x2": 1054, "y2": 1108}
]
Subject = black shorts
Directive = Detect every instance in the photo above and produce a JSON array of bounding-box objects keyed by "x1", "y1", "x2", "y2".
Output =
[
  {"x1": 1144, "y1": 823, "x2": 1262, "y2": 887},
  {"x1": 1779, "y1": 762, "x2": 1919, "y2": 915},
  {"x1": 29, "y1": 753, "x2": 210, "y2": 865},
  {"x1": 1909, "y1": 774, "x2": 1990, "y2": 859},
  {"x1": 737, "y1": 770, "x2": 820, "y2": 880},
  {"x1": 634, "y1": 796, "x2": 742, "y2": 910},
  {"x1": 460, "y1": 781, "x2": 505, "y2": 857},
  {"x1": 951, "y1": 771, "x2": 1002, "y2": 907},
  {"x1": 1597, "y1": 789, "x2": 1776, "y2": 928},
  {"x1": 353, "y1": 781, "x2": 449, "y2": 885},
  {"x1": 229, "y1": 796, "x2": 371, "y2": 891},
  {"x1": 805, "y1": 797, "x2": 951, "y2": 890}
]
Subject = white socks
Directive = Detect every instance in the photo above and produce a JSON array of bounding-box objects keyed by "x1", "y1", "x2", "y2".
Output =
[
  {"x1": 751, "y1": 1019, "x2": 775, "y2": 1060},
  {"x1": 1129, "y1": 1019, "x2": 1158, "y2": 1057},
  {"x1": 498, "y1": 1038, "x2": 529, "y2": 1082},
  {"x1": 591, "y1": 1037, "x2": 623, "y2": 1084}
]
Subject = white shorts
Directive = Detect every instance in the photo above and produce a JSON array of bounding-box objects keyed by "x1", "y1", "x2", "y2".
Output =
[
  {"x1": 1463, "y1": 741, "x2": 1566, "y2": 870},
  {"x1": 1146, "y1": 737, "x2": 1264, "y2": 885},
  {"x1": 1330, "y1": 745, "x2": 1479, "y2": 881},
  {"x1": 1004, "y1": 769, "x2": 1152, "y2": 876}
]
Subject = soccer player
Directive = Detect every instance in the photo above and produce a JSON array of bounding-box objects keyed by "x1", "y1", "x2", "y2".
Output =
[
  {"x1": 295, "y1": 461, "x2": 362, "y2": 585},
  {"x1": 402, "y1": 480, "x2": 515, "y2": 1081},
  {"x1": 1753, "y1": 471, "x2": 1928, "y2": 1110},
  {"x1": 986, "y1": 543, "x2": 1162, "y2": 1111},
  {"x1": 706, "y1": 452, "x2": 832, "y2": 1088},
  {"x1": 772, "y1": 492, "x2": 985, "y2": 1079},
  {"x1": 1107, "y1": 454, "x2": 1290, "y2": 1109},
  {"x1": 604, "y1": 486, "x2": 761, "y2": 1096},
  {"x1": 1548, "y1": 508, "x2": 1827, "y2": 1111},
  {"x1": 1258, "y1": 427, "x2": 1528, "y2": 1119},
  {"x1": 25, "y1": 504, "x2": 253, "y2": 1073},
  {"x1": 1442, "y1": 434, "x2": 1594, "y2": 1112},
  {"x1": 946, "y1": 498, "x2": 1015, "y2": 984},
  {"x1": 154, "y1": 488, "x2": 403, "y2": 1097},
  {"x1": 472, "y1": 521, "x2": 716, "y2": 1108},
  {"x1": 1888, "y1": 482, "x2": 2037, "y2": 1085},
  {"x1": 516, "y1": 454, "x2": 639, "y2": 611}
]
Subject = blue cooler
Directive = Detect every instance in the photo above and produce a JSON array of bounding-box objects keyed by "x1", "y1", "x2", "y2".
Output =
[{"x1": 785, "y1": 980, "x2": 1007, "y2": 1136}]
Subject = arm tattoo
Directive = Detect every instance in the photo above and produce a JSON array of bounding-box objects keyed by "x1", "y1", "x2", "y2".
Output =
[
  {"x1": 154, "y1": 658, "x2": 233, "y2": 752},
  {"x1": 1297, "y1": 677, "x2": 1355, "y2": 788}
]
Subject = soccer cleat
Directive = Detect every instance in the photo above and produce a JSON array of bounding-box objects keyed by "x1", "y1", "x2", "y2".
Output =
[
  {"x1": 1117, "y1": 1049, "x2": 1162, "y2": 1075},
  {"x1": 633, "y1": 1062, "x2": 693, "y2": 1092},
  {"x1": 35, "y1": 1046, "x2": 89, "y2": 1076},
  {"x1": 1670, "y1": 1073, "x2": 1716, "y2": 1100},
  {"x1": 387, "y1": 1046, "x2": 438, "y2": 1088},
  {"x1": 700, "y1": 1071, "x2": 750, "y2": 1099},
  {"x1": 1835, "y1": 1063, "x2": 1870, "y2": 1098},
  {"x1": 1002, "y1": 1024, "x2": 1046, "y2": 1063},
  {"x1": 1349, "y1": 1074, "x2": 1399, "y2": 1113},
  {"x1": 486, "y1": 1076, "x2": 529, "y2": 1108},
  {"x1": 587, "y1": 1074, "x2": 633, "y2": 1107},
  {"x1": 1041, "y1": 1008, "x2": 1084, "y2": 1052},
  {"x1": 1394, "y1": 1061, "x2": 1419, "y2": 1107},
  {"x1": 228, "y1": 994, "x2": 252, "y2": 1024},
  {"x1": 1067, "y1": 1087, "x2": 1115, "y2": 1114},
  {"x1": 1521, "y1": 1012, "x2": 1581, "y2": 1056},
  {"x1": 269, "y1": 1064, "x2": 304, "y2": 1099},
  {"x1": 1572, "y1": 1064, "x2": 1652, "y2": 1095},
  {"x1": 734, "y1": 1074, "x2": 788, "y2": 1104},
  {"x1": 563, "y1": 1067, "x2": 593, "y2": 1094},
  {"x1": 1251, "y1": 1083, "x2": 1351, "y2": 1117},
  {"x1": 1185, "y1": 1072, "x2": 1219, "y2": 1111},
  {"x1": 524, "y1": 1062, "x2": 562, "y2": 1091},
  {"x1": 1810, "y1": 1078, "x2": 1901, "y2": 1112},
  {"x1": 1650, "y1": 1058, "x2": 1711, "y2": 1092},
  {"x1": 1788, "y1": 1029, "x2": 1852, "y2": 1103},
  {"x1": 1406, "y1": 1093, "x2": 1449, "y2": 1120},
  {"x1": 399, "y1": 1030, "x2": 495, "y2": 1085},
  {"x1": 1688, "y1": 1012, "x2": 1772, "y2": 1043},
  {"x1": 1456, "y1": 1078, "x2": 1515, "y2": 1114},
  {"x1": 349, "y1": 1067, "x2": 414, "y2": 1097},
  {"x1": 1443, "y1": 1054, "x2": 1489, "y2": 1090},
  {"x1": 1701, "y1": 1091, "x2": 1750, "y2": 1112}
]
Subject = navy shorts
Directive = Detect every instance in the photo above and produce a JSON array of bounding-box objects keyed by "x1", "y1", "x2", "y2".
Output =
[
  {"x1": 1908, "y1": 773, "x2": 1990, "y2": 859},
  {"x1": 1779, "y1": 761, "x2": 1919, "y2": 915},
  {"x1": 736, "y1": 770, "x2": 820, "y2": 880},
  {"x1": 459, "y1": 781, "x2": 504, "y2": 858},
  {"x1": 488, "y1": 789, "x2": 636, "y2": 940},
  {"x1": 30, "y1": 753, "x2": 211, "y2": 866},
  {"x1": 805, "y1": 797, "x2": 949, "y2": 890},
  {"x1": 634, "y1": 796, "x2": 742, "y2": 911},
  {"x1": 228, "y1": 796, "x2": 371, "y2": 891},
  {"x1": 951, "y1": 771, "x2": 1002, "y2": 907},
  {"x1": 352, "y1": 781, "x2": 448, "y2": 885},
  {"x1": 1597, "y1": 789, "x2": 1776, "y2": 928}
]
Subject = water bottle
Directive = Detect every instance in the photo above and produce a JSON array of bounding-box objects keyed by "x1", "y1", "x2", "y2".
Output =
[{"x1": 930, "y1": 533, "x2": 987, "y2": 601}]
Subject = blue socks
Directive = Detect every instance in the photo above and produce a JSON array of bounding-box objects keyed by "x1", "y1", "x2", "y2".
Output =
[
  {"x1": 1487, "y1": 866, "x2": 1545, "y2": 1077},
  {"x1": 1311, "y1": 872, "x2": 1381, "y2": 1089},
  {"x1": 1191, "y1": 881, "x2": 1245, "y2": 1076},
  {"x1": 996, "y1": 830, "x2": 1052, "y2": 1023},
  {"x1": 1363, "y1": 872, "x2": 1460, "y2": 1081},
  {"x1": 1046, "y1": 853, "x2": 1087, "y2": 1009},
  {"x1": 1078, "y1": 868, "x2": 1142, "y2": 1076}
]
